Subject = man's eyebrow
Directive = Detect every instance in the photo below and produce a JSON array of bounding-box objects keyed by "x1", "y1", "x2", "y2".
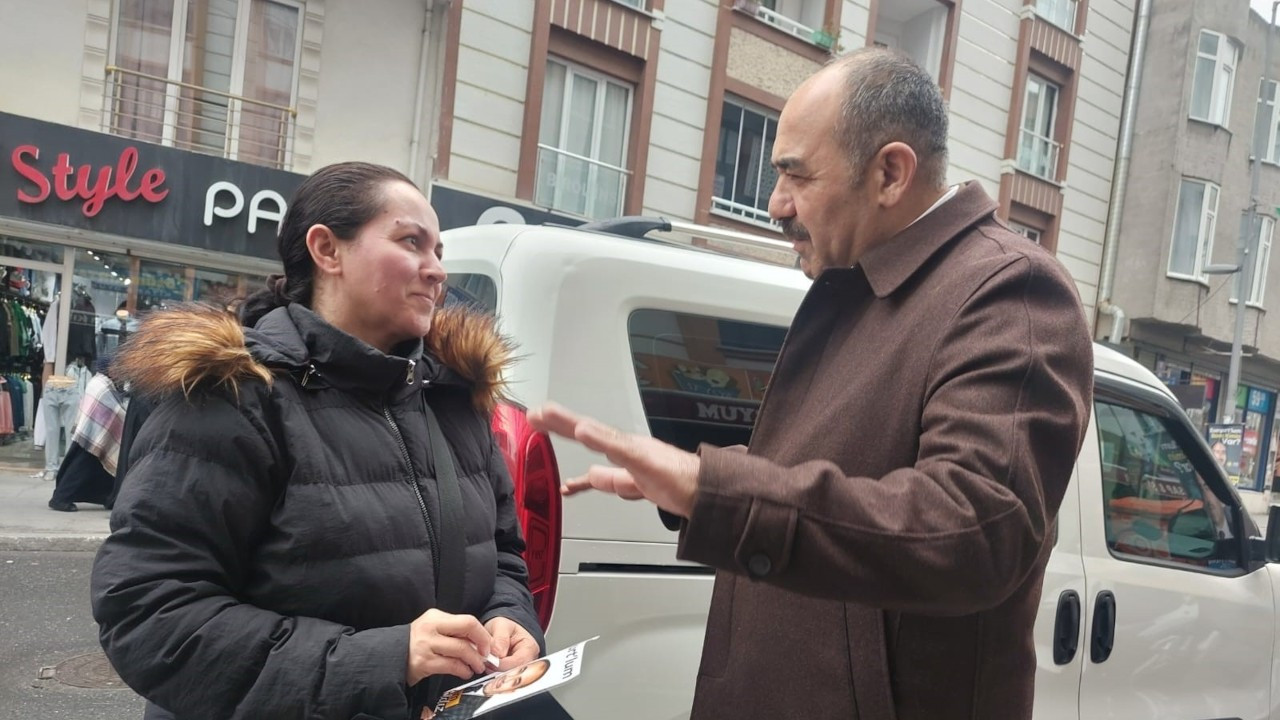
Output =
[{"x1": 773, "y1": 156, "x2": 804, "y2": 172}]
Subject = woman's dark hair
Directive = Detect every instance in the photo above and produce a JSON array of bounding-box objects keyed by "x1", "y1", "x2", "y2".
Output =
[{"x1": 239, "y1": 161, "x2": 416, "y2": 327}]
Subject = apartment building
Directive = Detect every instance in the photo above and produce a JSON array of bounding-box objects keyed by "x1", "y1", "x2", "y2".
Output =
[
  {"x1": 434, "y1": 0, "x2": 1137, "y2": 318},
  {"x1": 1104, "y1": 0, "x2": 1280, "y2": 495}
]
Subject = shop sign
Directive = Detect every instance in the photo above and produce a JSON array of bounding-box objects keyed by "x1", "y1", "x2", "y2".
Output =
[
  {"x1": 431, "y1": 183, "x2": 585, "y2": 231},
  {"x1": 0, "y1": 111, "x2": 303, "y2": 261},
  {"x1": 640, "y1": 392, "x2": 760, "y2": 429},
  {"x1": 11, "y1": 145, "x2": 168, "y2": 217},
  {"x1": 1248, "y1": 387, "x2": 1274, "y2": 414}
]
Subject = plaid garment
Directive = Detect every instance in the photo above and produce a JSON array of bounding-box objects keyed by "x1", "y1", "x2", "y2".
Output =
[{"x1": 71, "y1": 373, "x2": 128, "y2": 477}]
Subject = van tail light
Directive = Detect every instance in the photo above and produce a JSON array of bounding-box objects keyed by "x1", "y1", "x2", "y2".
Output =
[{"x1": 491, "y1": 402, "x2": 563, "y2": 631}]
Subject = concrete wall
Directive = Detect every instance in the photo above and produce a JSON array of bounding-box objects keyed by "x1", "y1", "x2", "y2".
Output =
[
  {"x1": 642, "y1": 0, "x2": 716, "y2": 219},
  {"x1": 445, "y1": 0, "x2": 534, "y2": 196},
  {"x1": 0, "y1": 0, "x2": 91, "y2": 127},
  {"x1": 946, "y1": 0, "x2": 1020, "y2": 197},
  {"x1": 310, "y1": 0, "x2": 428, "y2": 174},
  {"x1": 1059, "y1": 0, "x2": 1136, "y2": 314}
]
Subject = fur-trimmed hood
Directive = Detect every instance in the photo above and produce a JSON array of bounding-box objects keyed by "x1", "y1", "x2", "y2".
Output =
[{"x1": 112, "y1": 302, "x2": 514, "y2": 412}]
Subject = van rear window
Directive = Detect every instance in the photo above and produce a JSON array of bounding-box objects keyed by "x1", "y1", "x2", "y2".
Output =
[
  {"x1": 627, "y1": 309, "x2": 786, "y2": 450},
  {"x1": 444, "y1": 273, "x2": 498, "y2": 314}
]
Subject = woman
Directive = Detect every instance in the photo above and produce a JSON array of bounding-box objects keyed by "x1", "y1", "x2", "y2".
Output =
[{"x1": 91, "y1": 162, "x2": 543, "y2": 719}]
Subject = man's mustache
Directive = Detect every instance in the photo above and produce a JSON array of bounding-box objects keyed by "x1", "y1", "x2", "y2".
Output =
[{"x1": 779, "y1": 218, "x2": 811, "y2": 243}]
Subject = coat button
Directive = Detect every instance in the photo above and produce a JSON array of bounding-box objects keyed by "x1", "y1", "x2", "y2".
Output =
[{"x1": 747, "y1": 553, "x2": 772, "y2": 577}]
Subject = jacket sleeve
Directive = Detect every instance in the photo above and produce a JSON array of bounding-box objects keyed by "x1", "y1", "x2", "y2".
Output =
[
  {"x1": 91, "y1": 392, "x2": 414, "y2": 719},
  {"x1": 677, "y1": 255, "x2": 1093, "y2": 615},
  {"x1": 478, "y1": 429, "x2": 546, "y2": 653}
]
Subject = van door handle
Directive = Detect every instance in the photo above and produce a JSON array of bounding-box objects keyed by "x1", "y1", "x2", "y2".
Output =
[
  {"x1": 1090, "y1": 590, "x2": 1117, "y2": 663},
  {"x1": 1052, "y1": 590, "x2": 1081, "y2": 665}
]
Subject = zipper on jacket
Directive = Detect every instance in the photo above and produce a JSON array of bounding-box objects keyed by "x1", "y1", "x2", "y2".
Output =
[{"x1": 383, "y1": 401, "x2": 441, "y2": 584}]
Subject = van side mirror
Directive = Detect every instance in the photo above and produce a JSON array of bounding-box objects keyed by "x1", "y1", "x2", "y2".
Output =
[{"x1": 1265, "y1": 505, "x2": 1280, "y2": 563}]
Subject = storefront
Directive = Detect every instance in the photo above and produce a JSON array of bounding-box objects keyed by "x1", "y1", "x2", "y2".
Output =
[
  {"x1": 1150, "y1": 352, "x2": 1280, "y2": 493},
  {"x1": 0, "y1": 111, "x2": 302, "y2": 467},
  {"x1": 1235, "y1": 385, "x2": 1277, "y2": 493},
  {"x1": 1154, "y1": 359, "x2": 1221, "y2": 432}
]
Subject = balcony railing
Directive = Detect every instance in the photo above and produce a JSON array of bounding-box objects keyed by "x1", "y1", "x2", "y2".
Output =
[
  {"x1": 1017, "y1": 129, "x2": 1061, "y2": 181},
  {"x1": 1034, "y1": 0, "x2": 1078, "y2": 33},
  {"x1": 104, "y1": 65, "x2": 297, "y2": 171},
  {"x1": 711, "y1": 196, "x2": 778, "y2": 229},
  {"x1": 535, "y1": 145, "x2": 630, "y2": 220},
  {"x1": 754, "y1": 6, "x2": 815, "y2": 42}
]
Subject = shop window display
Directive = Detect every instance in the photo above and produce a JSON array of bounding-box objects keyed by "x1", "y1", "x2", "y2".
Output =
[
  {"x1": 0, "y1": 238, "x2": 66, "y2": 470},
  {"x1": 0, "y1": 240, "x2": 268, "y2": 472},
  {"x1": 73, "y1": 248, "x2": 134, "y2": 371}
]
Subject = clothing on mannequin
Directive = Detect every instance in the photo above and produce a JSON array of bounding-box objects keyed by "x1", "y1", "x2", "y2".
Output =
[
  {"x1": 97, "y1": 306, "x2": 139, "y2": 360},
  {"x1": 39, "y1": 374, "x2": 79, "y2": 479},
  {"x1": 67, "y1": 357, "x2": 92, "y2": 399},
  {"x1": 67, "y1": 285, "x2": 96, "y2": 362}
]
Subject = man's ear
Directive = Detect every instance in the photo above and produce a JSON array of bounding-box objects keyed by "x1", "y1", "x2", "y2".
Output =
[
  {"x1": 871, "y1": 142, "x2": 918, "y2": 209},
  {"x1": 306, "y1": 225, "x2": 343, "y2": 277}
]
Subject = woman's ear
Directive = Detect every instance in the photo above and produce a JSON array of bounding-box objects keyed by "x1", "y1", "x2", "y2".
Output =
[{"x1": 306, "y1": 225, "x2": 343, "y2": 277}]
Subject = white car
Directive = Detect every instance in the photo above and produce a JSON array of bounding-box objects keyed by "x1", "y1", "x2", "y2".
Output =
[{"x1": 443, "y1": 218, "x2": 1279, "y2": 720}]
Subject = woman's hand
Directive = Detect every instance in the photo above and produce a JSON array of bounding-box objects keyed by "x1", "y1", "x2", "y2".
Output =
[
  {"x1": 406, "y1": 609, "x2": 492, "y2": 686},
  {"x1": 484, "y1": 616, "x2": 540, "y2": 671}
]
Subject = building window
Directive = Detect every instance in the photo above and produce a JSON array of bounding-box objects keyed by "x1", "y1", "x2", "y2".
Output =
[
  {"x1": 1255, "y1": 79, "x2": 1280, "y2": 165},
  {"x1": 1190, "y1": 30, "x2": 1237, "y2": 127},
  {"x1": 107, "y1": 0, "x2": 303, "y2": 170},
  {"x1": 1034, "y1": 0, "x2": 1078, "y2": 33},
  {"x1": 1257, "y1": 217, "x2": 1275, "y2": 305},
  {"x1": 610, "y1": 0, "x2": 647, "y2": 9},
  {"x1": 1017, "y1": 74, "x2": 1061, "y2": 181},
  {"x1": 736, "y1": 0, "x2": 829, "y2": 47},
  {"x1": 1010, "y1": 221, "x2": 1042, "y2": 244},
  {"x1": 1232, "y1": 215, "x2": 1275, "y2": 306},
  {"x1": 872, "y1": 0, "x2": 949, "y2": 82},
  {"x1": 1168, "y1": 178, "x2": 1220, "y2": 281},
  {"x1": 535, "y1": 58, "x2": 633, "y2": 220},
  {"x1": 712, "y1": 97, "x2": 779, "y2": 228}
]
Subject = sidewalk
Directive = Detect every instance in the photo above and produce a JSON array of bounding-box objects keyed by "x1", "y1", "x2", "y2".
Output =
[{"x1": 0, "y1": 463, "x2": 111, "y2": 552}]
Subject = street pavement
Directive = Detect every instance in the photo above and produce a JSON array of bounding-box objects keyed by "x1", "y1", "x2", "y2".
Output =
[
  {"x1": 0, "y1": 451, "x2": 139, "y2": 719},
  {"x1": 0, "y1": 550, "x2": 145, "y2": 719}
]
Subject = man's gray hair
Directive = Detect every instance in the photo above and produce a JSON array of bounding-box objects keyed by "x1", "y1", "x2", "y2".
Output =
[{"x1": 829, "y1": 48, "x2": 949, "y2": 189}]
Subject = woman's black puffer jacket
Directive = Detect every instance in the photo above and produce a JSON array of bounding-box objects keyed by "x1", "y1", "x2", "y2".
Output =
[{"x1": 91, "y1": 302, "x2": 542, "y2": 719}]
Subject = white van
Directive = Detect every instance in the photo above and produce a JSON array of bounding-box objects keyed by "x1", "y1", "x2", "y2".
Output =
[{"x1": 442, "y1": 218, "x2": 1280, "y2": 720}]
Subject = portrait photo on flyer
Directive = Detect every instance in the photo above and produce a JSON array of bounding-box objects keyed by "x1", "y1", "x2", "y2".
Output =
[{"x1": 430, "y1": 637, "x2": 599, "y2": 719}]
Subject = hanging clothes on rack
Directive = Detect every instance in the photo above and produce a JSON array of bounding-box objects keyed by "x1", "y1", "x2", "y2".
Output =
[{"x1": 0, "y1": 283, "x2": 48, "y2": 445}]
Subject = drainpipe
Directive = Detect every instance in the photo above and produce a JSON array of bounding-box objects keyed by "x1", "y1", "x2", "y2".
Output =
[
  {"x1": 408, "y1": 0, "x2": 438, "y2": 183},
  {"x1": 1096, "y1": 0, "x2": 1152, "y2": 345}
]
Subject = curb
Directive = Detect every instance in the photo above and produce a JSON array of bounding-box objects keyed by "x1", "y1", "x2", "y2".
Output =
[{"x1": 0, "y1": 534, "x2": 107, "y2": 552}]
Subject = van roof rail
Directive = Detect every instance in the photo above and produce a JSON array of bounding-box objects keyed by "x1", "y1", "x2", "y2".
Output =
[{"x1": 573, "y1": 215, "x2": 797, "y2": 268}]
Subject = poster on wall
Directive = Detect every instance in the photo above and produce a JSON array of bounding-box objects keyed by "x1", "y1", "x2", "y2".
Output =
[{"x1": 1207, "y1": 424, "x2": 1245, "y2": 486}]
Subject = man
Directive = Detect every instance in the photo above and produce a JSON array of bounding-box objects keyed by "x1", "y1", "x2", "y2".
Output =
[
  {"x1": 530, "y1": 48, "x2": 1093, "y2": 719},
  {"x1": 423, "y1": 660, "x2": 552, "y2": 719}
]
